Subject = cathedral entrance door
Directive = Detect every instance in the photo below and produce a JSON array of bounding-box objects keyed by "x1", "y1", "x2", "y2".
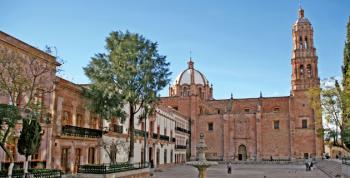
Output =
[{"x1": 238, "y1": 145, "x2": 247, "y2": 161}]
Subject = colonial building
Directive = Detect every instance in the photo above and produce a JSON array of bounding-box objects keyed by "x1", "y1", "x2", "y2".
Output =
[
  {"x1": 160, "y1": 8, "x2": 324, "y2": 161},
  {"x1": 0, "y1": 31, "x2": 58, "y2": 169},
  {"x1": 0, "y1": 32, "x2": 189, "y2": 173}
]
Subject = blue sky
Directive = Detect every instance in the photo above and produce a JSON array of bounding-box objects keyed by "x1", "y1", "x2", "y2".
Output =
[{"x1": 1, "y1": 0, "x2": 349, "y2": 99}]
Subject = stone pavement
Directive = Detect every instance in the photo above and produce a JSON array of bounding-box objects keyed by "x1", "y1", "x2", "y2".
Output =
[{"x1": 154, "y1": 164, "x2": 329, "y2": 178}]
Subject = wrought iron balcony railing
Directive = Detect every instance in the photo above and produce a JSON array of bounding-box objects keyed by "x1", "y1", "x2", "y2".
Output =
[
  {"x1": 159, "y1": 134, "x2": 169, "y2": 141},
  {"x1": 134, "y1": 129, "x2": 147, "y2": 137},
  {"x1": 61, "y1": 125, "x2": 102, "y2": 138},
  {"x1": 113, "y1": 125, "x2": 123, "y2": 134},
  {"x1": 176, "y1": 127, "x2": 190, "y2": 134},
  {"x1": 175, "y1": 145, "x2": 187, "y2": 149}
]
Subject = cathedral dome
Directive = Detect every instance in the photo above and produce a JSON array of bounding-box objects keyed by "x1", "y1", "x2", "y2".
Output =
[
  {"x1": 173, "y1": 59, "x2": 208, "y2": 86},
  {"x1": 294, "y1": 8, "x2": 311, "y2": 25}
]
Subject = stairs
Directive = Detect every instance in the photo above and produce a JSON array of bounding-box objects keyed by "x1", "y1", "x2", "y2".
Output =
[{"x1": 316, "y1": 160, "x2": 342, "y2": 178}]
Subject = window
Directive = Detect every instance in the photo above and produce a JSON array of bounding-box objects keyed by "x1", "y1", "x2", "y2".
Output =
[
  {"x1": 273, "y1": 120, "x2": 280, "y2": 129},
  {"x1": 90, "y1": 117, "x2": 99, "y2": 129},
  {"x1": 273, "y1": 107, "x2": 280, "y2": 113},
  {"x1": 170, "y1": 130, "x2": 173, "y2": 141},
  {"x1": 164, "y1": 149, "x2": 167, "y2": 164},
  {"x1": 300, "y1": 65, "x2": 304, "y2": 77},
  {"x1": 302, "y1": 119, "x2": 308, "y2": 129},
  {"x1": 63, "y1": 111, "x2": 72, "y2": 125},
  {"x1": 217, "y1": 109, "x2": 221, "y2": 114},
  {"x1": 88, "y1": 147, "x2": 95, "y2": 164},
  {"x1": 183, "y1": 87, "x2": 188, "y2": 96},
  {"x1": 208, "y1": 122, "x2": 214, "y2": 131},
  {"x1": 76, "y1": 114, "x2": 83, "y2": 127},
  {"x1": 304, "y1": 153, "x2": 309, "y2": 159},
  {"x1": 299, "y1": 36, "x2": 303, "y2": 48},
  {"x1": 173, "y1": 106, "x2": 178, "y2": 110},
  {"x1": 244, "y1": 108, "x2": 250, "y2": 113},
  {"x1": 307, "y1": 64, "x2": 312, "y2": 78},
  {"x1": 304, "y1": 37, "x2": 308, "y2": 48}
]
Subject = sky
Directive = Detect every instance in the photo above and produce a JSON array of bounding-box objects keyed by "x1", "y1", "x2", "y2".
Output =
[{"x1": 1, "y1": 0, "x2": 349, "y2": 99}]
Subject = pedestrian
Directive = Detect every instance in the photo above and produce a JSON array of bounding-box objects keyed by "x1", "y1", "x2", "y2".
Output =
[{"x1": 227, "y1": 162, "x2": 232, "y2": 174}]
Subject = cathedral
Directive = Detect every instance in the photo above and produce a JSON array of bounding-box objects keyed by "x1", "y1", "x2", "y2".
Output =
[{"x1": 160, "y1": 7, "x2": 324, "y2": 161}]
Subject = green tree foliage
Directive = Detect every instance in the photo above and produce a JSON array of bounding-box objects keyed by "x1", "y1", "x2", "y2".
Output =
[
  {"x1": 17, "y1": 115, "x2": 42, "y2": 174},
  {"x1": 309, "y1": 79, "x2": 349, "y2": 151},
  {"x1": 84, "y1": 31, "x2": 171, "y2": 162},
  {"x1": 341, "y1": 17, "x2": 350, "y2": 148},
  {"x1": 83, "y1": 84, "x2": 125, "y2": 122}
]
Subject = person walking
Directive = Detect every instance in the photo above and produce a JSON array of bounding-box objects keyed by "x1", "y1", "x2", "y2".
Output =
[{"x1": 227, "y1": 162, "x2": 232, "y2": 174}]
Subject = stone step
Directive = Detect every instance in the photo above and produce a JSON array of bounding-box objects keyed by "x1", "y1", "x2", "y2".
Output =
[{"x1": 316, "y1": 160, "x2": 342, "y2": 178}]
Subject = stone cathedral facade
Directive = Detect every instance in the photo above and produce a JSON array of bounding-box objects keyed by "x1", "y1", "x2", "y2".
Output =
[{"x1": 160, "y1": 8, "x2": 324, "y2": 161}]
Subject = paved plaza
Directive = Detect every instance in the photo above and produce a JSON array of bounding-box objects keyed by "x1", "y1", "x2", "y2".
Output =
[{"x1": 154, "y1": 164, "x2": 329, "y2": 178}]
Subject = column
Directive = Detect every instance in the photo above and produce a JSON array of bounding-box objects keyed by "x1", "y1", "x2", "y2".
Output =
[
  {"x1": 72, "y1": 101, "x2": 77, "y2": 126},
  {"x1": 56, "y1": 97, "x2": 64, "y2": 134}
]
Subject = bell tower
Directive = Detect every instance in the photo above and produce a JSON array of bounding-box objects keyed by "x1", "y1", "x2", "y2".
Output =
[
  {"x1": 290, "y1": 6, "x2": 324, "y2": 159},
  {"x1": 291, "y1": 7, "x2": 320, "y2": 95}
]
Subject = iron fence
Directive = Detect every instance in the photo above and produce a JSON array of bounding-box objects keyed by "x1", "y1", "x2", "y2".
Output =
[{"x1": 78, "y1": 162, "x2": 149, "y2": 174}]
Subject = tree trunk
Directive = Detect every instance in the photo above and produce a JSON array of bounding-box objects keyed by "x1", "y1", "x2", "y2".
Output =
[
  {"x1": 24, "y1": 156, "x2": 29, "y2": 175},
  {"x1": 8, "y1": 162, "x2": 14, "y2": 178},
  {"x1": 0, "y1": 143, "x2": 14, "y2": 177},
  {"x1": 128, "y1": 105, "x2": 135, "y2": 163}
]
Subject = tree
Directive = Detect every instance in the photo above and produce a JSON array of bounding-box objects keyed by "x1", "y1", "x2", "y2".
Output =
[
  {"x1": 0, "y1": 47, "x2": 56, "y2": 176},
  {"x1": 84, "y1": 31, "x2": 171, "y2": 163},
  {"x1": 17, "y1": 115, "x2": 42, "y2": 175},
  {"x1": 341, "y1": 17, "x2": 350, "y2": 148},
  {"x1": 0, "y1": 104, "x2": 22, "y2": 174},
  {"x1": 309, "y1": 79, "x2": 349, "y2": 151},
  {"x1": 97, "y1": 138, "x2": 127, "y2": 164}
]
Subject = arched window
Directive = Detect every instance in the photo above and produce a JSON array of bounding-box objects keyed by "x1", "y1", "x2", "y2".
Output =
[
  {"x1": 300, "y1": 65, "x2": 304, "y2": 77},
  {"x1": 183, "y1": 87, "x2": 188, "y2": 96},
  {"x1": 307, "y1": 64, "x2": 312, "y2": 78},
  {"x1": 304, "y1": 37, "x2": 308, "y2": 49},
  {"x1": 198, "y1": 88, "x2": 202, "y2": 99},
  {"x1": 299, "y1": 36, "x2": 303, "y2": 48}
]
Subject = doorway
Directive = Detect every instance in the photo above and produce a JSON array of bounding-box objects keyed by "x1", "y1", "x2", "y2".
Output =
[
  {"x1": 238, "y1": 145, "x2": 247, "y2": 161},
  {"x1": 61, "y1": 148, "x2": 69, "y2": 173},
  {"x1": 74, "y1": 148, "x2": 81, "y2": 173},
  {"x1": 149, "y1": 147, "x2": 153, "y2": 168}
]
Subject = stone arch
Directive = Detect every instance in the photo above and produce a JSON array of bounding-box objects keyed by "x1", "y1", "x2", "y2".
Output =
[{"x1": 238, "y1": 144, "x2": 247, "y2": 161}]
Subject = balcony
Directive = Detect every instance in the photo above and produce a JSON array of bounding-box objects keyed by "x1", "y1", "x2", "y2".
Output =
[
  {"x1": 134, "y1": 129, "x2": 147, "y2": 137},
  {"x1": 176, "y1": 127, "x2": 190, "y2": 134},
  {"x1": 61, "y1": 125, "x2": 102, "y2": 138},
  {"x1": 175, "y1": 145, "x2": 187, "y2": 149},
  {"x1": 159, "y1": 135, "x2": 169, "y2": 141},
  {"x1": 113, "y1": 124, "x2": 123, "y2": 134},
  {"x1": 152, "y1": 133, "x2": 158, "y2": 139}
]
